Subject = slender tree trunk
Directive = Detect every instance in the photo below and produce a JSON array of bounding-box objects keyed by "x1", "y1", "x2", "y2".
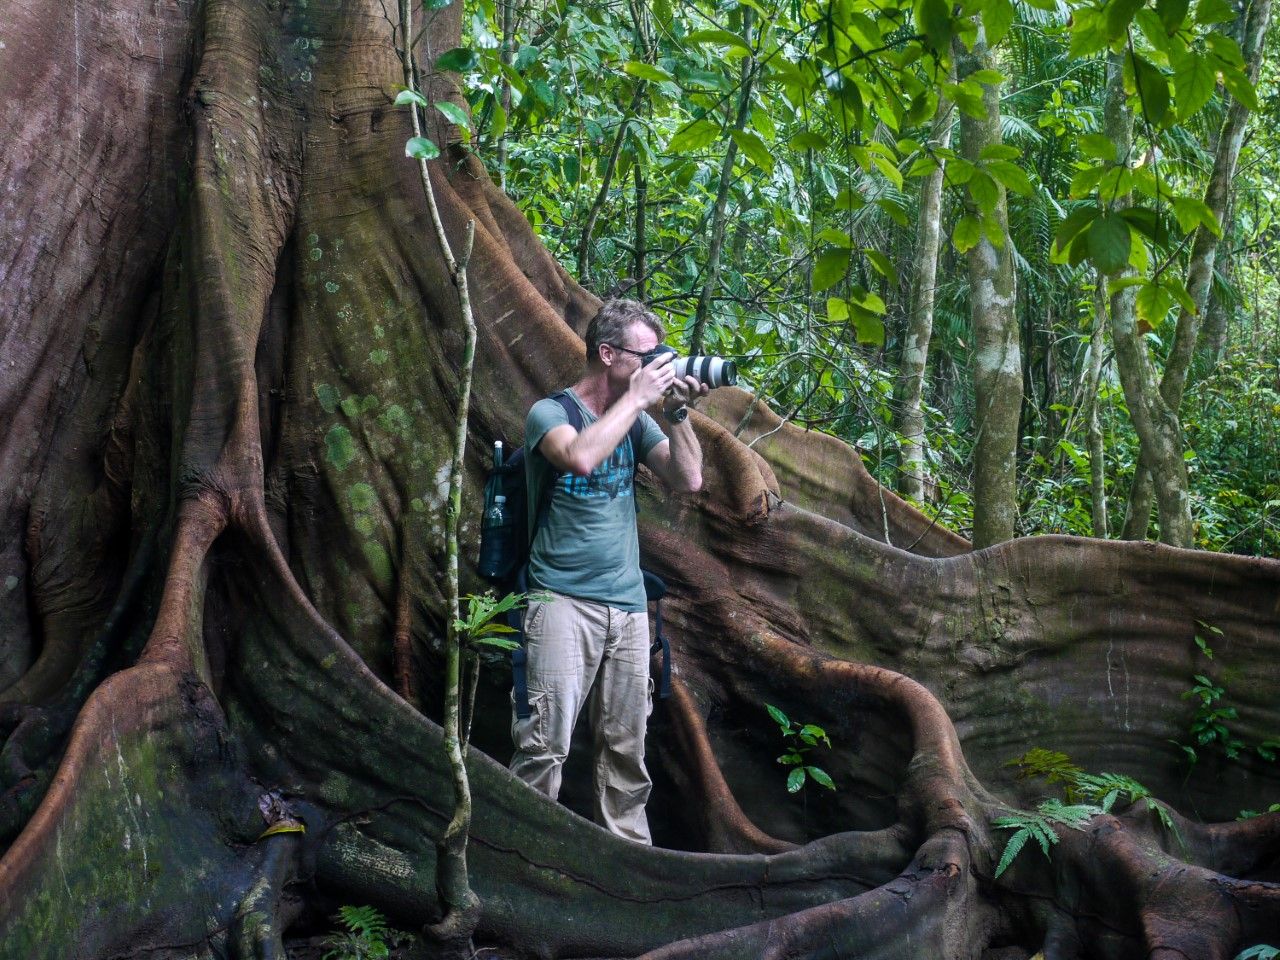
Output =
[
  {"x1": 576, "y1": 84, "x2": 645, "y2": 286},
  {"x1": 634, "y1": 160, "x2": 648, "y2": 300},
  {"x1": 1087, "y1": 279, "x2": 1109, "y2": 538},
  {"x1": 955, "y1": 30, "x2": 1021, "y2": 547},
  {"x1": 893, "y1": 97, "x2": 953, "y2": 502},
  {"x1": 1103, "y1": 52, "x2": 1194, "y2": 547},
  {"x1": 495, "y1": 0, "x2": 516, "y2": 192},
  {"x1": 689, "y1": 9, "x2": 756, "y2": 355},
  {"x1": 1119, "y1": 0, "x2": 1272, "y2": 541},
  {"x1": 400, "y1": 0, "x2": 481, "y2": 946}
]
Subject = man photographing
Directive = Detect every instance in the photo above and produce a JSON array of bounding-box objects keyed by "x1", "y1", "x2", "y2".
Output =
[{"x1": 510, "y1": 299, "x2": 708, "y2": 843}]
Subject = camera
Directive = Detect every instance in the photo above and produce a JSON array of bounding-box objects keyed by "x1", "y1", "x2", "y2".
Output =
[{"x1": 641, "y1": 344, "x2": 738, "y2": 388}]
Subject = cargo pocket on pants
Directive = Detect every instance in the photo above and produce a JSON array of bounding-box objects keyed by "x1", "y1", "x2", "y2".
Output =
[{"x1": 512, "y1": 689, "x2": 551, "y2": 754}]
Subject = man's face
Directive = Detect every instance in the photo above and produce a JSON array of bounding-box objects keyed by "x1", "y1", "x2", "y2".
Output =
[{"x1": 601, "y1": 322, "x2": 660, "y2": 386}]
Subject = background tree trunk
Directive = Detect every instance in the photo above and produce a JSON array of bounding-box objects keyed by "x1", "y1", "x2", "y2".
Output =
[
  {"x1": 955, "y1": 29, "x2": 1022, "y2": 548},
  {"x1": 1, "y1": 1, "x2": 1280, "y2": 958},
  {"x1": 893, "y1": 96, "x2": 952, "y2": 503},
  {"x1": 1119, "y1": 0, "x2": 1273, "y2": 541}
]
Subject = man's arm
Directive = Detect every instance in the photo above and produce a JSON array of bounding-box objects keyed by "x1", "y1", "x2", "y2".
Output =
[
  {"x1": 644, "y1": 374, "x2": 707, "y2": 493},
  {"x1": 538, "y1": 356, "x2": 675, "y2": 476}
]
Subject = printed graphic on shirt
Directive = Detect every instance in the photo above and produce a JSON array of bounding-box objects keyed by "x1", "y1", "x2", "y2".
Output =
[{"x1": 557, "y1": 438, "x2": 634, "y2": 499}]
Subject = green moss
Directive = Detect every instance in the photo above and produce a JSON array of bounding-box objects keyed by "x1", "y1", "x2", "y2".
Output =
[
  {"x1": 347, "y1": 483, "x2": 377, "y2": 512},
  {"x1": 314, "y1": 383, "x2": 339, "y2": 413},
  {"x1": 362, "y1": 542, "x2": 394, "y2": 592},
  {"x1": 325, "y1": 425, "x2": 356, "y2": 470}
]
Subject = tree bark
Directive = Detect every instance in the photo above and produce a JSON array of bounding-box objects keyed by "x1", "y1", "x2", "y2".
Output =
[
  {"x1": 689, "y1": 9, "x2": 756, "y2": 356},
  {"x1": 2, "y1": 2, "x2": 1280, "y2": 959},
  {"x1": 893, "y1": 96, "x2": 953, "y2": 502},
  {"x1": 1104, "y1": 52, "x2": 1195, "y2": 547},
  {"x1": 954, "y1": 30, "x2": 1022, "y2": 547},
  {"x1": 1119, "y1": 0, "x2": 1272, "y2": 541},
  {"x1": 1087, "y1": 278, "x2": 1110, "y2": 539}
]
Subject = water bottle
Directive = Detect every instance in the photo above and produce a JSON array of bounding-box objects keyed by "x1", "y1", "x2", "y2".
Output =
[
  {"x1": 486, "y1": 494, "x2": 506, "y2": 528},
  {"x1": 494, "y1": 440, "x2": 503, "y2": 469}
]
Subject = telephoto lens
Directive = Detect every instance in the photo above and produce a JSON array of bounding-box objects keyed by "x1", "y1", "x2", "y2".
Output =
[{"x1": 641, "y1": 344, "x2": 738, "y2": 388}]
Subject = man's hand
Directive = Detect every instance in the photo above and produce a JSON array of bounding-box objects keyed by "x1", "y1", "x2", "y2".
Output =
[
  {"x1": 627, "y1": 351, "x2": 676, "y2": 409},
  {"x1": 664, "y1": 374, "x2": 710, "y2": 411}
]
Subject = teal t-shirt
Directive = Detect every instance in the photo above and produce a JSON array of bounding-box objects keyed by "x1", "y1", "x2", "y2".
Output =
[{"x1": 525, "y1": 390, "x2": 667, "y2": 612}]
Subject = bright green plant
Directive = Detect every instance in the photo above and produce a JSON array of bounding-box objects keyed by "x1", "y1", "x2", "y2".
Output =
[
  {"x1": 321, "y1": 905, "x2": 413, "y2": 960},
  {"x1": 1003, "y1": 748, "x2": 1180, "y2": 848},
  {"x1": 992, "y1": 798, "x2": 1101, "y2": 878},
  {"x1": 765, "y1": 704, "x2": 835, "y2": 794},
  {"x1": 453, "y1": 590, "x2": 541, "y2": 653}
]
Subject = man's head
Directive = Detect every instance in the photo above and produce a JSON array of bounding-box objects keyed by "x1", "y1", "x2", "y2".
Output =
[{"x1": 584, "y1": 299, "x2": 665, "y2": 374}]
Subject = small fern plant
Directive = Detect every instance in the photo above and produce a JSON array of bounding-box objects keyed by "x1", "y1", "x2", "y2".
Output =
[
  {"x1": 321, "y1": 905, "x2": 413, "y2": 960},
  {"x1": 991, "y1": 799, "x2": 1100, "y2": 878}
]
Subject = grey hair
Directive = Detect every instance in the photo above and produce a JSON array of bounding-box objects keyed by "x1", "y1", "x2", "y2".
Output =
[{"x1": 584, "y1": 299, "x2": 665, "y2": 365}]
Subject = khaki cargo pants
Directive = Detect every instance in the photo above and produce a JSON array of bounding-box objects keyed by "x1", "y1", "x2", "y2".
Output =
[{"x1": 509, "y1": 591, "x2": 653, "y2": 844}]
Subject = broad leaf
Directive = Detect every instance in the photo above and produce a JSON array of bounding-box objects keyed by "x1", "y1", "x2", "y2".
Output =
[
  {"x1": 813, "y1": 249, "x2": 852, "y2": 292},
  {"x1": 622, "y1": 61, "x2": 674, "y2": 83},
  {"x1": 981, "y1": 0, "x2": 1016, "y2": 45},
  {"x1": 434, "y1": 47, "x2": 478, "y2": 73},
  {"x1": 1132, "y1": 55, "x2": 1171, "y2": 126},
  {"x1": 404, "y1": 136, "x2": 440, "y2": 161},
  {"x1": 685, "y1": 28, "x2": 753, "y2": 55},
  {"x1": 1088, "y1": 214, "x2": 1131, "y2": 274},
  {"x1": 786, "y1": 767, "x2": 806, "y2": 793},
  {"x1": 668, "y1": 119, "x2": 721, "y2": 153},
  {"x1": 1172, "y1": 49, "x2": 1216, "y2": 120},
  {"x1": 434, "y1": 101, "x2": 472, "y2": 131},
  {"x1": 730, "y1": 129, "x2": 775, "y2": 174},
  {"x1": 953, "y1": 215, "x2": 981, "y2": 253},
  {"x1": 394, "y1": 89, "x2": 428, "y2": 108}
]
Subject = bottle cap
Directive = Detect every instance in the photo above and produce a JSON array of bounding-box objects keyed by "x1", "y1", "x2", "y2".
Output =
[{"x1": 495, "y1": 495, "x2": 506, "y2": 503}]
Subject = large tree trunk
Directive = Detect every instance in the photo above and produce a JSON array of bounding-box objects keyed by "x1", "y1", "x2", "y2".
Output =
[
  {"x1": 2, "y1": 2, "x2": 1280, "y2": 958},
  {"x1": 955, "y1": 30, "x2": 1022, "y2": 547}
]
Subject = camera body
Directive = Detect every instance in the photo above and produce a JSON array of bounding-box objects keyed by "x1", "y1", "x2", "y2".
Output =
[{"x1": 641, "y1": 344, "x2": 738, "y2": 389}]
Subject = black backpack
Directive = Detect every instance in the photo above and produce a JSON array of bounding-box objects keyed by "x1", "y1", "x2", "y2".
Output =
[{"x1": 477, "y1": 391, "x2": 672, "y2": 717}]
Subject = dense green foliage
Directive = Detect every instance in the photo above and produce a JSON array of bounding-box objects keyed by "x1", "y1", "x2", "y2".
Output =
[{"x1": 441, "y1": 0, "x2": 1277, "y2": 553}]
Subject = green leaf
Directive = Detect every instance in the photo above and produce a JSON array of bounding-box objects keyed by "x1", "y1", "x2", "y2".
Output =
[
  {"x1": 813, "y1": 249, "x2": 851, "y2": 292},
  {"x1": 826, "y1": 297, "x2": 850, "y2": 323},
  {"x1": 472, "y1": 637, "x2": 520, "y2": 651},
  {"x1": 1157, "y1": 0, "x2": 1191, "y2": 31},
  {"x1": 730, "y1": 129, "x2": 775, "y2": 174},
  {"x1": 765, "y1": 703, "x2": 790, "y2": 730},
  {"x1": 1079, "y1": 133, "x2": 1118, "y2": 162},
  {"x1": 789, "y1": 131, "x2": 828, "y2": 151},
  {"x1": 668, "y1": 119, "x2": 721, "y2": 153},
  {"x1": 806, "y1": 766, "x2": 836, "y2": 790},
  {"x1": 1206, "y1": 31, "x2": 1246, "y2": 66},
  {"x1": 684, "y1": 28, "x2": 753, "y2": 55},
  {"x1": 1172, "y1": 49, "x2": 1216, "y2": 120},
  {"x1": 622, "y1": 61, "x2": 674, "y2": 83},
  {"x1": 871, "y1": 154, "x2": 903, "y2": 189},
  {"x1": 864, "y1": 249, "x2": 898, "y2": 285},
  {"x1": 786, "y1": 767, "x2": 806, "y2": 792},
  {"x1": 1171, "y1": 196, "x2": 1222, "y2": 237},
  {"x1": 979, "y1": 143, "x2": 1021, "y2": 162},
  {"x1": 1069, "y1": 165, "x2": 1108, "y2": 198},
  {"x1": 434, "y1": 100, "x2": 472, "y2": 131},
  {"x1": 1106, "y1": 0, "x2": 1146, "y2": 41},
  {"x1": 981, "y1": 0, "x2": 1016, "y2": 45},
  {"x1": 817, "y1": 227, "x2": 854, "y2": 247},
  {"x1": 953, "y1": 215, "x2": 982, "y2": 253},
  {"x1": 1132, "y1": 55, "x2": 1171, "y2": 126},
  {"x1": 1136, "y1": 281, "x2": 1175, "y2": 327},
  {"x1": 853, "y1": 311, "x2": 886, "y2": 347},
  {"x1": 394, "y1": 89, "x2": 428, "y2": 108},
  {"x1": 405, "y1": 136, "x2": 440, "y2": 161},
  {"x1": 1069, "y1": 7, "x2": 1109, "y2": 59},
  {"x1": 995, "y1": 827, "x2": 1030, "y2": 877},
  {"x1": 968, "y1": 171, "x2": 1000, "y2": 214},
  {"x1": 986, "y1": 160, "x2": 1033, "y2": 195},
  {"x1": 1219, "y1": 64, "x2": 1259, "y2": 111},
  {"x1": 914, "y1": 0, "x2": 955, "y2": 53},
  {"x1": 1088, "y1": 214, "x2": 1132, "y2": 274},
  {"x1": 434, "y1": 47, "x2": 478, "y2": 73},
  {"x1": 1194, "y1": 0, "x2": 1236, "y2": 24}
]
